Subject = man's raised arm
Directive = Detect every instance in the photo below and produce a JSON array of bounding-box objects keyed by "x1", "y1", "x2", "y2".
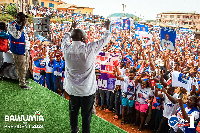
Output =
[{"x1": 91, "y1": 19, "x2": 111, "y2": 54}]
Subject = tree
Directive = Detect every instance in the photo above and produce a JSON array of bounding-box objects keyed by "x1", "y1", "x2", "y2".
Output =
[{"x1": 5, "y1": 4, "x2": 17, "y2": 17}]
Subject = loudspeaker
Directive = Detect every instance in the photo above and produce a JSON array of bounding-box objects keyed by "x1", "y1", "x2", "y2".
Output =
[
  {"x1": 34, "y1": 31, "x2": 43, "y2": 38},
  {"x1": 42, "y1": 17, "x2": 50, "y2": 25},
  {"x1": 33, "y1": 24, "x2": 42, "y2": 31},
  {"x1": 33, "y1": 17, "x2": 43, "y2": 24},
  {"x1": 33, "y1": 17, "x2": 50, "y2": 25},
  {"x1": 42, "y1": 32, "x2": 48, "y2": 37},
  {"x1": 42, "y1": 25, "x2": 49, "y2": 31}
]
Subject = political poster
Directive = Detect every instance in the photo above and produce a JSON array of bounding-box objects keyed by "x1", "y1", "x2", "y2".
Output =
[
  {"x1": 139, "y1": 33, "x2": 153, "y2": 46},
  {"x1": 172, "y1": 71, "x2": 192, "y2": 93},
  {"x1": 160, "y1": 27, "x2": 176, "y2": 51},
  {"x1": 95, "y1": 52, "x2": 119, "y2": 91},
  {"x1": 123, "y1": 18, "x2": 130, "y2": 30},
  {"x1": 116, "y1": 22, "x2": 122, "y2": 30},
  {"x1": 135, "y1": 24, "x2": 148, "y2": 39}
]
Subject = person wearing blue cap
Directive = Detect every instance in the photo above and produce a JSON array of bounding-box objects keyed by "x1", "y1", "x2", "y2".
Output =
[{"x1": 50, "y1": 51, "x2": 65, "y2": 95}]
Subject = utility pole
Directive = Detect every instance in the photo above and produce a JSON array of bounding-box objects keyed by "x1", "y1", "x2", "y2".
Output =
[
  {"x1": 122, "y1": 4, "x2": 126, "y2": 17},
  {"x1": 17, "y1": 0, "x2": 18, "y2": 13}
]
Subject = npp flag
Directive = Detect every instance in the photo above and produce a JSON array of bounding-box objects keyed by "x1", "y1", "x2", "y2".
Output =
[
  {"x1": 37, "y1": 35, "x2": 48, "y2": 42},
  {"x1": 139, "y1": 33, "x2": 153, "y2": 46},
  {"x1": 95, "y1": 52, "x2": 119, "y2": 91},
  {"x1": 172, "y1": 71, "x2": 192, "y2": 93}
]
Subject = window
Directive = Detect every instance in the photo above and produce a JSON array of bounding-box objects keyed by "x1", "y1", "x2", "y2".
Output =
[
  {"x1": 164, "y1": 15, "x2": 167, "y2": 18},
  {"x1": 177, "y1": 15, "x2": 180, "y2": 18},
  {"x1": 170, "y1": 15, "x2": 174, "y2": 18},
  {"x1": 194, "y1": 16, "x2": 196, "y2": 19},
  {"x1": 41, "y1": 2, "x2": 44, "y2": 7},
  {"x1": 49, "y1": 3, "x2": 54, "y2": 8}
]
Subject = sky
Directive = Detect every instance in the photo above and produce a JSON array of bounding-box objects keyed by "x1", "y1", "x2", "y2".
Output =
[{"x1": 63, "y1": 0, "x2": 200, "y2": 20}]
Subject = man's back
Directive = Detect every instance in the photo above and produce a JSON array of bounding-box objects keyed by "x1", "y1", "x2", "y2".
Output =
[{"x1": 61, "y1": 31, "x2": 111, "y2": 96}]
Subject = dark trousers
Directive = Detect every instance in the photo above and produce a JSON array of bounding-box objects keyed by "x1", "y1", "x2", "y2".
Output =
[
  {"x1": 54, "y1": 76, "x2": 63, "y2": 93},
  {"x1": 96, "y1": 89, "x2": 100, "y2": 105},
  {"x1": 69, "y1": 94, "x2": 95, "y2": 133},
  {"x1": 99, "y1": 89, "x2": 106, "y2": 106},
  {"x1": 157, "y1": 116, "x2": 170, "y2": 133},
  {"x1": 115, "y1": 90, "x2": 121, "y2": 116},
  {"x1": 46, "y1": 73, "x2": 53, "y2": 91},
  {"x1": 108, "y1": 91, "x2": 116, "y2": 110},
  {"x1": 150, "y1": 109, "x2": 163, "y2": 131}
]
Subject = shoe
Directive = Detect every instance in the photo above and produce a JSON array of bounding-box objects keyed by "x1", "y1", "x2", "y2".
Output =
[
  {"x1": 105, "y1": 109, "x2": 112, "y2": 113},
  {"x1": 121, "y1": 120, "x2": 125, "y2": 125},
  {"x1": 25, "y1": 81, "x2": 31, "y2": 84},
  {"x1": 71, "y1": 126, "x2": 79, "y2": 133},
  {"x1": 62, "y1": 93, "x2": 65, "y2": 98},
  {"x1": 20, "y1": 85, "x2": 32, "y2": 89},
  {"x1": 113, "y1": 115, "x2": 118, "y2": 120},
  {"x1": 99, "y1": 106, "x2": 103, "y2": 110},
  {"x1": 138, "y1": 127, "x2": 143, "y2": 131}
]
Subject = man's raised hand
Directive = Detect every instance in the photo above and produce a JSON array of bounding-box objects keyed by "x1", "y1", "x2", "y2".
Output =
[{"x1": 71, "y1": 20, "x2": 79, "y2": 29}]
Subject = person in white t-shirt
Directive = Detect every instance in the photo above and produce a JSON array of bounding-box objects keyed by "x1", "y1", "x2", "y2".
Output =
[
  {"x1": 171, "y1": 95, "x2": 199, "y2": 133},
  {"x1": 134, "y1": 80, "x2": 154, "y2": 131},
  {"x1": 155, "y1": 84, "x2": 179, "y2": 133}
]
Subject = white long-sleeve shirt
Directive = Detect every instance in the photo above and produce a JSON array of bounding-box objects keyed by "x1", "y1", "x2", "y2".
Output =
[{"x1": 61, "y1": 30, "x2": 111, "y2": 96}]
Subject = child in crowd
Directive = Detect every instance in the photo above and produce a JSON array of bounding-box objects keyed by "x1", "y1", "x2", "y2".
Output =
[
  {"x1": 50, "y1": 52, "x2": 65, "y2": 96},
  {"x1": 33, "y1": 51, "x2": 46, "y2": 86},
  {"x1": 114, "y1": 69, "x2": 136, "y2": 125}
]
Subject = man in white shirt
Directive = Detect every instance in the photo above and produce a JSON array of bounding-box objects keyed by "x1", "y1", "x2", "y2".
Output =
[{"x1": 61, "y1": 20, "x2": 111, "y2": 133}]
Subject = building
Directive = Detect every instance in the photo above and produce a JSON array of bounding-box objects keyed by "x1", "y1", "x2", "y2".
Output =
[
  {"x1": 57, "y1": 4, "x2": 94, "y2": 15},
  {"x1": 156, "y1": 11, "x2": 200, "y2": 26},
  {"x1": 1, "y1": 0, "x2": 94, "y2": 15},
  {"x1": 74, "y1": 6, "x2": 94, "y2": 15}
]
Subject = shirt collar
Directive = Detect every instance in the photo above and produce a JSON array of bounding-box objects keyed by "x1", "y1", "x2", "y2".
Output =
[{"x1": 72, "y1": 41, "x2": 85, "y2": 45}]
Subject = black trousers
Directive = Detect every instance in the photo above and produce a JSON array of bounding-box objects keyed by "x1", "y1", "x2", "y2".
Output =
[
  {"x1": 157, "y1": 116, "x2": 170, "y2": 133},
  {"x1": 69, "y1": 94, "x2": 95, "y2": 133}
]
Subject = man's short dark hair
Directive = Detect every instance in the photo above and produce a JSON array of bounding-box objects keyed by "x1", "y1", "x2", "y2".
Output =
[
  {"x1": 0, "y1": 22, "x2": 6, "y2": 31},
  {"x1": 71, "y1": 29, "x2": 86, "y2": 40},
  {"x1": 16, "y1": 12, "x2": 28, "y2": 18}
]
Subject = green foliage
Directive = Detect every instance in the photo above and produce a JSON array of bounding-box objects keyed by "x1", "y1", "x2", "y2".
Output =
[
  {"x1": 0, "y1": 14, "x2": 15, "y2": 23},
  {"x1": 5, "y1": 4, "x2": 17, "y2": 17},
  {"x1": 28, "y1": 15, "x2": 33, "y2": 24}
]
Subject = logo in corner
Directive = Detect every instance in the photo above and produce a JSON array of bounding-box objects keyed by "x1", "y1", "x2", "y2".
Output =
[{"x1": 168, "y1": 115, "x2": 179, "y2": 128}]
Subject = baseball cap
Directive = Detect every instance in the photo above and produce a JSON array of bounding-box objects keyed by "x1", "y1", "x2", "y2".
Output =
[{"x1": 16, "y1": 12, "x2": 28, "y2": 18}]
